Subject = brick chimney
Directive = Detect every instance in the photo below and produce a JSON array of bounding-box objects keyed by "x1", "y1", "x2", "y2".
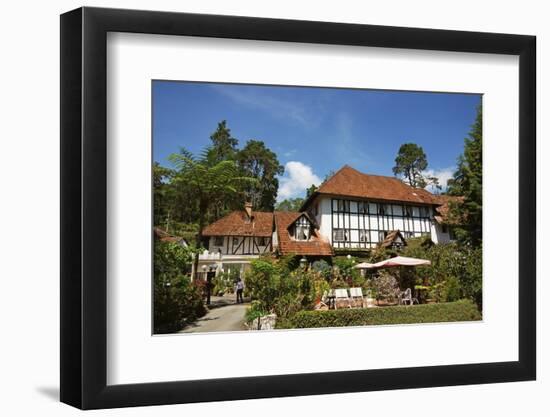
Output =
[{"x1": 244, "y1": 202, "x2": 253, "y2": 219}]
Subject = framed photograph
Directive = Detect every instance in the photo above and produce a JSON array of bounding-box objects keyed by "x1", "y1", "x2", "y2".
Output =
[{"x1": 60, "y1": 7, "x2": 536, "y2": 409}]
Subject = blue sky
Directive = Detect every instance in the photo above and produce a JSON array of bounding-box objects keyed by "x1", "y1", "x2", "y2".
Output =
[{"x1": 153, "y1": 81, "x2": 481, "y2": 201}]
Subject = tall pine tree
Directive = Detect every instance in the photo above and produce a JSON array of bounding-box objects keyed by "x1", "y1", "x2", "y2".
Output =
[{"x1": 447, "y1": 104, "x2": 483, "y2": 246}]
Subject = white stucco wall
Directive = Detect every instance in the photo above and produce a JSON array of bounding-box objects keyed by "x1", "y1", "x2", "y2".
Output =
[
  {"x1": 317, "y1": 196, "x2": 333, "y2": 244},
  {"x1": 431, "y1": 223, "x2": 452, "y2": 244}
]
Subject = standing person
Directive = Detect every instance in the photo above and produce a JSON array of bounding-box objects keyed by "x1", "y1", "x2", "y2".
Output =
[{"x1": 235, "y1": 278, "x2": 244, "y2": 304}]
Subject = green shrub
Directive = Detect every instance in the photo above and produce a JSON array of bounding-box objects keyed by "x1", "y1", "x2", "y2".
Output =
[
  {"x1": 444, "y1": 276, "x2": 462, "y2": 302},
  {"x1": 212, "y1": 269, "x2": 239, "y2": 295},
  {"x1": 153, "y1": 241, "x2": 206, "y2": 333},
  {"x1": 245, "y1": 301, "x2": 268, "y2": 328},
  {"x1": 277, "y1": 300, "x2": 481, "y2": 329},
  {"x1": 245, "y1": 258, "x2": 327, "y2": 318},
  {"x1": 311, "y1": 259, "x2": 332, "y2": 280}
]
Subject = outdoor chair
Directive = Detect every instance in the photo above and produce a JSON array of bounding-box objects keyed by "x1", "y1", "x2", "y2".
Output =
[
  {"x1": 349, "y1": 287, "x2": 365, "y2": 308},
  {"x1": 334, "y1": 288, "x2": 352, "y2": 309},
  {"x1": 399, "y1": 288, "x2": 419, "y2": 305},
  {"x1": 315, "y1": 290, "x2": 330, "y2": 310}
]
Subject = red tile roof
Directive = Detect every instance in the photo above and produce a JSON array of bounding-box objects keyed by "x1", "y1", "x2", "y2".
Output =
[
  {"x1": 153, "y1": 227, "x2": 188, "y2": 244},
  {"x1": 433, "y1": 195, "x2": 465, "y2": 225},
  {"x1": 202, "y1": 211, "x2": 274, "y2": 237},
  {"x1": 304, "y1": 165, "x2": 440, "y2": 207},
  {"x1": 274, "y1": 211, "x2": 334, "y2": 256}
]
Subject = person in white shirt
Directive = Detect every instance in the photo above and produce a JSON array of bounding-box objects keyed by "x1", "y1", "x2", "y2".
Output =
[{"x1": 235, "y1": 278, "x2": 244, "y2": 304}]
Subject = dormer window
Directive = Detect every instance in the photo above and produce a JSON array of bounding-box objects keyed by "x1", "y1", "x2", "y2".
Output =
[{"x1": 294, "y1": 216, "x2": 311, "y2": 241}]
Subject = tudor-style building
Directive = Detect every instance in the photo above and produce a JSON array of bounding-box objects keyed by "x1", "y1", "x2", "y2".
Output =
[
  {"x1": 194, "y1": 165, "x2": 456, "y2": 279},
  {"x1": 300, "y1": 165, "x2": 453, "y2": 250}
]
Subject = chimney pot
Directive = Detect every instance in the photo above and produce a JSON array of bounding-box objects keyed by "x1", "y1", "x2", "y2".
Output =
[{"x1": 244, "y1": 202, "x2": 253, "y2": 219}]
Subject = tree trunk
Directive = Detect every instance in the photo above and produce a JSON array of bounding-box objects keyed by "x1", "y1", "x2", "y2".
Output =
[{"x1": 193, "y1": 199, "x2": 207, "y2": 281}]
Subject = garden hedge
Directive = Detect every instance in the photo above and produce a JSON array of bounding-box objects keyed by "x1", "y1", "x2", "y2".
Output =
[{"x1": 277, "y1": 300, "x2": 481, "y2": 329}]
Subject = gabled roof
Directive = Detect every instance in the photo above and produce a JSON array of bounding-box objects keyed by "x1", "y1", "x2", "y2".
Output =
[
  {"x1": 274, "y1": 211, "x2": 334, "y2": 256},
  {"x1": 377, "y1": 230, "x2": 407, "y2": 249},
  {"x1": 153, "y1": 227, "x2": 188, "y2": 245},
  {"x1": 302, "y1": 165, "x2": 440, "y2": 209},
  {"x1": 201, "y1": 211, "x2": 273, "y2": 237}
]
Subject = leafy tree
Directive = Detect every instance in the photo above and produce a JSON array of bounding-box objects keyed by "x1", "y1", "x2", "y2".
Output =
[
  {"x1": 153, "y1": 241, "x2": 206, "y2": 333},
  {"x1": 392, "y1": 143, "x2": 434, "y2": 188},
  {"x1": 236, "y1": 140, "x2": 284, "y2": 210},
  {"x1": 153, "y1": 162, "x2": 175, "y2": 229},
  {"x1": 169, "y1": 148, "x2": 258, "y2": 279},
  {"x1": 306, "y1": 184, "x2": 318, "y2": 197},
  {"x1": 447, "y1": 105, "x2": 483, "y2": 246},
  {"x1": 209, "y1": 120, "x2": 238, "y2": 162},
  {"x1": 275, "y1": 197, "x2": 304, "y2": 212}
]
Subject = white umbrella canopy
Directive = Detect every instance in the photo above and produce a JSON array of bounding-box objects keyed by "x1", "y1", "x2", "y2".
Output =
[
  {"x1": 353, "y1": 262, "x2": 377, "y2": 269},
  {"x1": 373, "y1": 256, "x2": 431, "y2": 268}
]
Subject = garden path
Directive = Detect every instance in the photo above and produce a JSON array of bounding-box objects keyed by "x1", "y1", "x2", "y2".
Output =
[{"x1": 180, "y1": 299, "x2": 249, "y2": 333}]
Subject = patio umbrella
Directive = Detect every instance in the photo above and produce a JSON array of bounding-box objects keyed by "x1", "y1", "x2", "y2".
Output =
[
  {"x1": 353, "y1": 262, "x2": 377, "y2": 269},
  {"x1": 373, "y1": 256, "x2": 431, "y2": 268}
]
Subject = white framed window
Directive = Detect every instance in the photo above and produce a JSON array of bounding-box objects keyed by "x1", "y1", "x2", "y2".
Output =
[
  {"x1": 404, "y1": 205, "x2": 413, "y2": 217},
  {"x1": 359, "y1": 230, "x2": 369, "y2": 242},
  {"x1": 337, "y1": 200, "x2": 350, "y2": 212},
  {"x1": 333, "y1": 228, "x2": 347, "y2": 242},
  {"x1": 420, "y1": 206, "x2": 430, "y2": 217},
  {"x1": 378, "y1": 204, "x2": 389, "y2": 215},
  {"x1": 357, "y1": 201, "x2": 368, "y2": 214},
  {"x1": 213, "y1": 236, "x2": 224, "y2": 246},
  {"x1": 256, "y1": 236, "x2": 268, "y2": 246},
  {"x1": 294, "y1": 216, "x2": 311, "y2": 241}
]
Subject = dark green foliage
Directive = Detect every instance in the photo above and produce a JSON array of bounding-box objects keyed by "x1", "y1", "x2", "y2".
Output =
[
  {"x1": 153, "y1": 241, "x2": 206, "y2": 333},
  {"x1": 237, "y1": 140, "x2": 284, "y2": 211},
  {"x1": 209, "y1": 120, "x2": 238, "y2": 162},
  {"x1": 370, "y1": 241, "x2": 482, "y2": 308},
  {"x1": 447, "y1": 104, "x2": 483, "y2": 246},
  {"x1": 153, "y1": 162, "x2": 175, "y2": 228},
  {"x1": 154, "y1": 120, "x2": 283, "y2": 249},
  {"x1": 169, "y1": 148, "x2": 258, "y2": 278},
  {"x1": 245, "y1": 301, "x2": 269, "y2": 328},
  {"x1": 278, "y1": 300, "x2": 481, "y2": 329},
  {"x1": 311, "y1": 259, "x2": 332, "y2": 280},
  {"x1": 392, "y1": 143, "x2": 438, "y2": 189},
  {"x1": 275, "y1": 197, "x2": 304, "y2": 212},
  {"x1": 306, "y1": 184, "x2": 318, "y2": 197},
  {"x1": 244, "y1": 258, "x2": 322, "y2": 319}
]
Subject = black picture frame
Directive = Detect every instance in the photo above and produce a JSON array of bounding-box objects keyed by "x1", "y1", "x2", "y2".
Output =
[{"x1": 60, "y1": 6, "x2": 536, "y2": 410}]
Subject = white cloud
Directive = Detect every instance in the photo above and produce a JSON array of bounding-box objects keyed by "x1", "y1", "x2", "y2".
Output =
[
  {"x1": 277, "y1": 161, "x2": 321, "y2": 201},
  {"x1": 423, "y1": 167, "x2": 455, "y2": 193}
]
